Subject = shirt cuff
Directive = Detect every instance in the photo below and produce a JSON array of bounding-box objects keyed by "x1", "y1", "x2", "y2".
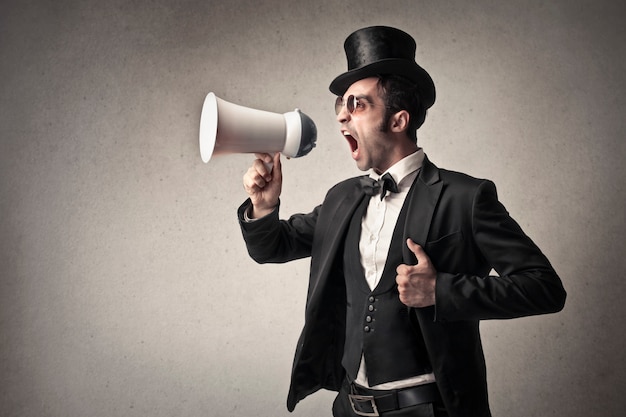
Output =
[{"x1": 242, "y1": 204, "x2": 276, "y2": 222}]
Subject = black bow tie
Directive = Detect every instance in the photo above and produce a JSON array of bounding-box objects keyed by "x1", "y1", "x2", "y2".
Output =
[{"x1": 360, "y1": 173, "x2": 399, "y2": 200}]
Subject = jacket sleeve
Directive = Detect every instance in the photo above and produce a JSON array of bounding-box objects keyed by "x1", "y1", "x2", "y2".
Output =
[
  {"x1": 237, "y1": 199, "x2": 320, "y2": 264},
  {"x1": 433, "y1": 180, "x2": 566, "y2": 322}
]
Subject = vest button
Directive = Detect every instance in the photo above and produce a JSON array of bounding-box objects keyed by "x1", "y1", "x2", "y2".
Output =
[
  {"x1": 368, "y1": 305, "x2": 375, "y2": 312},
  {"x1": 368, "y1": 296, "x2": 375, "y2": 302},
  {"x1": 364, "y1": 326, "x2": 371, "y2": 332},
  {"x1": 365, "y1": 316, "x2": 372, "y2": 323}
]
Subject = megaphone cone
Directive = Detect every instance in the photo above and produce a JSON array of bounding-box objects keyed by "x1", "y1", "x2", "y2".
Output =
[{"x1": 199, "y1": 92, "x2": 317, "y2": 163}]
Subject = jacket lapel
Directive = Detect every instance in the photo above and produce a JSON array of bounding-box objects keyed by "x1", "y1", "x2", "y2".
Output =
[
  {"x1": 307, "y1": 178, "x2": 366, "y2": 301},
  {"x1": 402, "y1": 156, "x2": 443, "y2": 264},
  {"x1": 403, "y1": 159, "x2": 452, "y2": 377}
]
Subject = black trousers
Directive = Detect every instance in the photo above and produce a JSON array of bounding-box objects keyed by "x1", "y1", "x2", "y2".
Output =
[{"x1": 332, "y1": 379, "x2": 449, "y2": 417}]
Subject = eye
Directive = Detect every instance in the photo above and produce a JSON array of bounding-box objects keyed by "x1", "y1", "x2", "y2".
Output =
[{"x1": 353, "y1": 97, "x2": 367, "y2": 111}]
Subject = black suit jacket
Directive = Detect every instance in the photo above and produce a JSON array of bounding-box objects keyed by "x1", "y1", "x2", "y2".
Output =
[{"x1": 238, "y1": 156, "x2": 566, "y2": 417}]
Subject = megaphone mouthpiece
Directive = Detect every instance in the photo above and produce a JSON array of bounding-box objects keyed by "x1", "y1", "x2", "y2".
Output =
[{"x1": 199, "y1": 92, "x2": 317, "y2": 163}]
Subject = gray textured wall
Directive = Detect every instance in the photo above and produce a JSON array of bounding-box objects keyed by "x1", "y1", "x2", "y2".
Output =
[{"x1": 1, "y1": 1, "x2": 625, "y2": 416}]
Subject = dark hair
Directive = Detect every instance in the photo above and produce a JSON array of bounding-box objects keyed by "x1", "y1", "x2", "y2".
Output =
[{"x1": 376, "y1": 74, "x2": 426, "y2": 142}]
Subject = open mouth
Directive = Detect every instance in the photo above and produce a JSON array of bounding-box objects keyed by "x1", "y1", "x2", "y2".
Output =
[{"x1": 343, "y1": 131, "x2": 358, "y2": 154}]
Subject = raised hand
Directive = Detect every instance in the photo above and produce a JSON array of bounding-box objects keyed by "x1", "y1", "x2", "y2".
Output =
[{"x1": 242, "y1": 152, "x2": 282, "y2": 219}]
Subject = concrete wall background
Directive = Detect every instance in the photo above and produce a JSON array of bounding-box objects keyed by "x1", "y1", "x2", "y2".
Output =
[{"x1": 1, "y1": 1, "x2": 624, "y2": 416}]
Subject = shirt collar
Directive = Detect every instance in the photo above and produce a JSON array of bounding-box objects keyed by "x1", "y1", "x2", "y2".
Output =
[{"x1": 371, "y1": 148, "x2": 425, "y2": 187}]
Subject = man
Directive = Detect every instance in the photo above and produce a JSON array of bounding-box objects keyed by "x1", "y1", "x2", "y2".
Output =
[{"x1": 238, "y1": 26, "x2": 566, "y2": 417}]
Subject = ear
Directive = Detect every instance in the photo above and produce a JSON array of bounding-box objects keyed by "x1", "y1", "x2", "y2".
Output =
[{"x1": 389, "y1": 110, "x2": 410, "y2": 133}]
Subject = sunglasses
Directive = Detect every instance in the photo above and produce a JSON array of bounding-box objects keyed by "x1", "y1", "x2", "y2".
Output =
[{"x1": 334, "y1": 94, "x2": 378, "y2": 115}]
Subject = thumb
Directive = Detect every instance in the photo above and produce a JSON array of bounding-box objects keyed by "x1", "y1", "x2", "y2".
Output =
[
  {"x1": 272, "y1": 152, "x2": 282, "y2": 178},
  {"x1": 406, "y1": 238, "x2": 425, "y2": 264}
]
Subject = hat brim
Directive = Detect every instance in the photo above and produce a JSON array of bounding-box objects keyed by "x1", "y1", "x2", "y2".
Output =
[{"x1": 329, "y1": 59, "x2": 436, "y2": 109}]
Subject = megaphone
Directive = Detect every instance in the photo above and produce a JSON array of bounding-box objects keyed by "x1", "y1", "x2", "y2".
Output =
[{"x1": 199, "y1": 92, "x2": 317, "y2": 163}]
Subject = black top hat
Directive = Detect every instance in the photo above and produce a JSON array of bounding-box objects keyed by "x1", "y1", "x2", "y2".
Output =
[{"x1": 329, "y1": 26, "x2": 435, "y2": 109}]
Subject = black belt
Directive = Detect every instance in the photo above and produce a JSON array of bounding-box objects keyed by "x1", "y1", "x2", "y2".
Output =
[{"x1": 348, "y1": 382, "x2": 441, "y2": 417}]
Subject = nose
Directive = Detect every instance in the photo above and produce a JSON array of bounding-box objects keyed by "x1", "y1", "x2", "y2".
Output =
[{"x1": 336, "y1": 103, "x2": 350, "y2": 124}]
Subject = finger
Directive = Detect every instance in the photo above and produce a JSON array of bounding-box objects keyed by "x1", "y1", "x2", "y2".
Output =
[
  {"x1": 252, "y1": 153, "x2": 273, "y2": 178},
  {"x1": 251, "y1": 174, "x2": 268, "y2": 189},
  {"x1": 271, "y1": 152, "x2": 282, "y2": 180},
  {"x1": 406, "y1": 238, "x2": 426, "y2": 263},
  {"x1": 253, "y1": 159, "x2": 273, "y2": 182},
  {"x1": 396, "y1": 263, "x2": 413, "y2": 276},
  {"x1": 243, "y1": 172, "x2": 265, "y2": 193},
  {"x1": 254, "y1": 153, "x2": 274, "y2": 164},
  {"x1": 395, "y1": 274, "x2": 408, "y2": 287},
  {"x1": 245, "y1": 160, "x2": 273, "y2": 187}
]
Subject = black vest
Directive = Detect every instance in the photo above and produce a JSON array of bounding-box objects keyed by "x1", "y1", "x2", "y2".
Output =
[{"x1": 342, "y1": 194, "x2": 432, "y2": 386}]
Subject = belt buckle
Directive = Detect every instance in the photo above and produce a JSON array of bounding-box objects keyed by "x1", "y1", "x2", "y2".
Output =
[{"x1": 348, "y1": 394, "x2": 379, "y2": 417}]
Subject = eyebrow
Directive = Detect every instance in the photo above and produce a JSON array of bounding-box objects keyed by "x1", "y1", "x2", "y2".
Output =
[{"x1": 354, "y1": 94, "x2": 375, "y2": 103}]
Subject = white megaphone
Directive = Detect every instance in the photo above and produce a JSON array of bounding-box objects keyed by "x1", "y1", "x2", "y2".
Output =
[{"x1": 199, "y1": 92, "x2": 317, "y2": 163}]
